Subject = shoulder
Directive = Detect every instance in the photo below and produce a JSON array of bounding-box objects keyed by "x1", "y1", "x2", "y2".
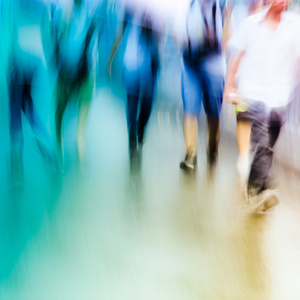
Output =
[
  {"x1": 282, "y1": 11, "x2": 300, "y2": 38},
  {"x1": 234, "y1": 11, "x2": 263, "y2": 32},
  {"x1": 282, "y1": 11, "x2": 300, "y2": 23},
  {"x1": 243, "y1": 11, "x2": 264, "y2": 25}
]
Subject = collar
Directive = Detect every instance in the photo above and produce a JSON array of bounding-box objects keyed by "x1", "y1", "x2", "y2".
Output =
[{"x1": 258, "y1": 5, "x2": 291, "y2": 25}]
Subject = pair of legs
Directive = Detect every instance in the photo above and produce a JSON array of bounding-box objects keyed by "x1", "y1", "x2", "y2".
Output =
[
  {"x1": 183, "y1": 115, "x2": 220, "y2": 162},
  {"x1": 127, "y1": 93, "x2": 154, "y2": 150},
  {"x1": 55, "y1": 74, "x2": 93, "y2": 163},
  {"x1": 181, "y1": 57, "x2": 224, "y2": 170},
  {"x1": 123, "y1": 58, "x2": 157, "y2": 157},
  {"x1": 237, "y1": 101, "x2": 285, "y2": 196},
  {"x1": 9, "y1": 65, "x2": 54, "y2": 180}
]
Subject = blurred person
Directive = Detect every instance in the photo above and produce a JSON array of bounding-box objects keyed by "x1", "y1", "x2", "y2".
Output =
[
  {"x1": 52, "y1": 0, "x2": 97, "y2": 167},
  {"x1": 106, "y1": 5, "x2": 162, "y2": 167},
  {"x1": 91, "y1": 0, "x2": 111, "y2": 77},
  {"x1": 5, "y1": 0, "x2": 56, "y2": 185},
  {"x1": 178, "y1": 0, "x2": 226, "y2": 173},
  {"x1": 225, "y1": 0, "x2": 264, "y2": 188},
  {"x1": 224, "y1": 0, "x2": 300, "y2": 212}
]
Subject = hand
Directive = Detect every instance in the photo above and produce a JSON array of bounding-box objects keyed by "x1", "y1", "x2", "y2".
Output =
[{"x1": 224, "y1": 87, "x2": 240, "y2": 104}]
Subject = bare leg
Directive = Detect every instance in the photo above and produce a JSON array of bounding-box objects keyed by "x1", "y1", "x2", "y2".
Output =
[
  {"x1": 183, "y1": 115, "x2": 198, "y2": 154},
  {"x1": 77, "y1": 76, "x2": 93, "y2": 164},
  {"x1": 236, "y1": 120, "x2": 251, "y2": 190},
  {"x1": 55, "y1": 77, "x2": 70, "y2": 168},
  {"x1": 180, "y1": 115, "x2": 198, "y2": 171},
  {"x1": 237, "y1": 120, "x2": 251, "y2": 160}
]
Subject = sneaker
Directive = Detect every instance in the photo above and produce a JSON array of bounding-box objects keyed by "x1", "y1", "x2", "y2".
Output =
[
  {"x1": 180, "y1": 151, "x2": 197, "y2": 172},
  {"x1": 248, "y1": 189, "x2": 280, "y2": 213}
]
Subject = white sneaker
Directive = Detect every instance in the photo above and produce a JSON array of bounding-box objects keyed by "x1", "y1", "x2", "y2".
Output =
[{"x1": 248, "y1": 189, "x2": 280, "y2": 214}]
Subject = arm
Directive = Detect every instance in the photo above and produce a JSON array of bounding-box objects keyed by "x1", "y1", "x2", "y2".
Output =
[
  {"x1": 106, "y1": 16, "x2": 127, "y2": 76},
  {"x1": 222, "y1": 3, "x2": 233, "y2": 52},
  {"x1": 224, "y1": 50, "x2": 244, "y2": 104}
]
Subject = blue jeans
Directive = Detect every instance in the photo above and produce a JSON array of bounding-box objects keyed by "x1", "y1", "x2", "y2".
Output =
[
  {"x1": 123, "y1": 56, "x2": 158, "y2": 147},
  {"x1": 181, "y1": 56, "x2": 224, "y2": 119}
]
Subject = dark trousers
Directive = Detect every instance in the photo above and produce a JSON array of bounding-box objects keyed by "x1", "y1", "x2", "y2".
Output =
[
  {"x1": 127, "y1": 94, "x2": 154, "y2": 148},
  {"x1": 9, "y1": 65, "x2": 53, "y2": 172},
  {"x1": 237, "y1": 101, "x2": 286, "y2": 194}
]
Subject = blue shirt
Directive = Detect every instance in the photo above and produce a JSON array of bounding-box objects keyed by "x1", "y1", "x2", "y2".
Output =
[{"x1": 52, "y1": 0, "x2": 94, "y2": 76}]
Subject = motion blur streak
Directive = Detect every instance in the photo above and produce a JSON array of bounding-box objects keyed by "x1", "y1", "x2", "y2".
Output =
[{"x1": 0, "y1": 0, "x2": 300, "y2": 299}]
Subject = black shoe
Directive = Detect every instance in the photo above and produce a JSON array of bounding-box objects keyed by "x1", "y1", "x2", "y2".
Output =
[{"x1": 180, "y1": 151, "x2": 197, "y2": 172}]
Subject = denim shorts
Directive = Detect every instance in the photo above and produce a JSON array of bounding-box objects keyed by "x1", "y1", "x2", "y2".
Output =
[{"x1": 181, "y1": 56, "x2": 224, "y2": 118}]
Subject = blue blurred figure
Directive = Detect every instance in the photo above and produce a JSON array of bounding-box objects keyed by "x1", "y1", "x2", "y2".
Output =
[
  {"x1": 107, "y1": 4, "x2": 162, "y2": 167},
  {"x1": 51, "y1": 0, "x2": 98, "y2": 167},
  {"x1": 6, "y1": 0, "x2": 55, "y2": 185},
  {"x1": 178, "y1": 0, "x2": 226, "y2": 173}
]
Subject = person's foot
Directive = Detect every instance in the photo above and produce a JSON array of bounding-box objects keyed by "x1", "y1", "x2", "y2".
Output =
[
  {"x1": 248, "y1": 189, "x2": 280, "y2": 213},
  {"x1": 180, "y1": 151, "x2": 197, "y2": 172}
]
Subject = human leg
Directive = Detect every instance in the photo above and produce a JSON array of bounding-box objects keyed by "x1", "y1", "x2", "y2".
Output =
[
  {"x1": 9, "y1": 69, "x2": 24, "y2": 182},
  {"x1": 55, "y1": 76, "x2": 70, "y2": 153},
  {"x1": 180, "y1": 59, "x2": 202, "y2": 171},
  {"x1": 77, "y1": 75, "x2": 93, "y2": 162},
  {"x1": 201, "y1": 62, "x2": 224, "y2": 169}
]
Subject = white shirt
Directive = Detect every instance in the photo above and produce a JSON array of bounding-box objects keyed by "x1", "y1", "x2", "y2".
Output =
[{"x1": 229, "y1": 9, "x2": 300, "y2": 108}]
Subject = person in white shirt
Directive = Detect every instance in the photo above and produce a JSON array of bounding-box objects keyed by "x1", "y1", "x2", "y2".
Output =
[
  {"x1": 224, "y1": 0, "x2": 264, "y2": 189},
  {"x1": 224, "y1": 0, "x2": 300, "y2": 212}
]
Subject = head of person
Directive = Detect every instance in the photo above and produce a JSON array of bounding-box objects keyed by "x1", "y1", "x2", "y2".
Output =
[{"x1": 267, "y1": 0, "x2": 289, "y2": 14}]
